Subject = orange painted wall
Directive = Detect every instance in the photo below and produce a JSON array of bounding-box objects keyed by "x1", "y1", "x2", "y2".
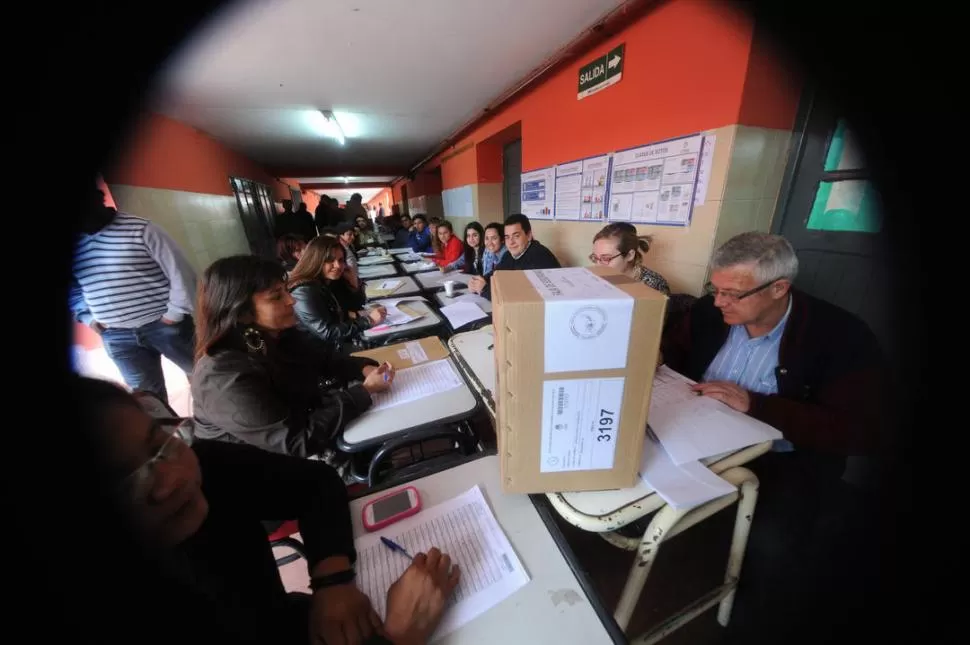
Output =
[
  {"x1": 366, "y1": 188, "x2": 393, "y2": 210},
  {"x1": 398, "y1": 0, "x2": 761, "y2": 192},
  {"x1": 405, "y1": 171, "x2": 443, "y2": 199},
  {"x1": 106, "y1": 113, "x2": 293, "y2": 201}
]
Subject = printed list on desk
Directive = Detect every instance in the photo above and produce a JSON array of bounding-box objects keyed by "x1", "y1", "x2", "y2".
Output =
[
  {"x1": 355, "y1": 486, "x2": 530, "y2": 641},
  {"x1": 368, "y1": 359, "x2": 464, "y2": 412}
]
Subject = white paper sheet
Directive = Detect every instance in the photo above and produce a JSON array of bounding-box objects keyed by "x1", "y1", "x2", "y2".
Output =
[
  {"x1": 648, "y1": 366, "x2": 782, "y2": 464},
  {"x1": 404, "y1": 341, "x2": 429, "y2": 364},
  {"x1": 383, "y1": 305, "x2": 423, "y2": 327},
  {"x1": 524, "y1": 268, "x2": 634, "y2": 373},
  {"x1": 440, "y1": 301, "x2": 488, "y2": 329},
  {"x1": 369, "y1": 359, "x2": 464, "y2": 412},
  {"x1": 404, "y1": 261, "x2": 437, "y2": 271},
  {"x1": 453, "y1": 293, "x2": 492, "y2": 309},
  {"x1": 358, "y1": 255, "x2": 395, "y2": 266},
  {"x1": 639, "y1": 439, "x2": 736, "y2": 509},
  {"x1": 355, "y1": 486, "x2": 530, "y2": 641},
  {"x1": 387, "y1": 247, "x2": 414, "y2": 254}
]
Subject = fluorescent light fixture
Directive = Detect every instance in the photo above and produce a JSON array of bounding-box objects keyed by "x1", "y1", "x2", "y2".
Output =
[
  {"x1": 306, "y1": 109, "x2": 345, "y2": 145},
  {"x1": 341, "y1": 176, "x2": 350, "y2": 183}
]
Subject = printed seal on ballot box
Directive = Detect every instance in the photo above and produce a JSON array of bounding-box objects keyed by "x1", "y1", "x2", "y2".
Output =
[{"x1": 569, "y1": 305, "x2": 607, "y2": 339}]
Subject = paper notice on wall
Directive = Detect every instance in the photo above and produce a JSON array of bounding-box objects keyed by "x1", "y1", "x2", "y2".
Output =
[
  {"x1": 525, "y1": 268, "x2": 634, "y2": 373},
  {"x1": 694, "y1": 135, "x2": 716, "y2": 206},
  {"x1": 540, "y1": 377, "x2": 625, "y2": 473}
]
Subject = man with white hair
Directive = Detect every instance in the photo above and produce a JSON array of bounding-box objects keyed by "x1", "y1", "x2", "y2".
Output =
[
  {"x1": 662, "y1": 231, "x2": 888, "y2": 642},
  {"x1": 662, "y1": 231, "x2": 885, "y2": 455}
]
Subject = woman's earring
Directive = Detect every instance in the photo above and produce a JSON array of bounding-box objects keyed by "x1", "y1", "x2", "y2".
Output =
[{"x1": 243, "y1": 327, "x2": 265, "y2": 353}]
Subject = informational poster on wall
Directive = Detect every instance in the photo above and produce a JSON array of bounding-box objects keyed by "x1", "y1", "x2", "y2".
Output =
[
  {"x1": 408, "y1": 195, "x2": 428, "y2": 215},
  {"x1": 607, "y1": 134, "x2": 704, "y2": 226},
  {"x1": 442, "y1": 185, "x2": 474, "y2": 219},
  {"x1": 554, "y1": 154, "x2": 612, "y2": 221},
  {"x1": 520, "y1": 166, "x2": 556, "y2": 220},
  {"x1": 694, "y1": 135, "x2": 716, "y2": 206}
]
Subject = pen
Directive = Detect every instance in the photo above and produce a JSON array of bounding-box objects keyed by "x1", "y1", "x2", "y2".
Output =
[
  {"x1": 380, "y1": 536, "x2": 414, "y2": 560},
  {"x1": 486, "y1": 344, "x2": 493, "y2": 350},
  {"x1": 381, "y1": 361, "x2": 391, "y2": 382}
]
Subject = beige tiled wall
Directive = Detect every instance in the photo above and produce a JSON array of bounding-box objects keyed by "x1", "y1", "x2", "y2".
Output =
[
  {"x1": 109, "y1": 185, "x2": 251, "y2": 274},
  {"x1": 712, "y1": 125, "x2": 794, "y2": 251}
]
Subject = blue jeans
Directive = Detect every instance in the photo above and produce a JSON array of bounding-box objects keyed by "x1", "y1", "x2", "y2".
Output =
[{"x1": 100, "y1": 316, "x2": 196, "y2": 402}]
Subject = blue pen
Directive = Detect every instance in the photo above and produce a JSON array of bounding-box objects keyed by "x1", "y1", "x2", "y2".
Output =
[
  {"x1": 381, "y1": 361, "x2": 391, "y2": 383},
  {"x1": 380, "y1": 536, "x2": 414, "y2": 560}
]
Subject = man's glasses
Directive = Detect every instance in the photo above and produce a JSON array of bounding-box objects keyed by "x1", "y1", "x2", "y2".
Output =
[
  {"x1": 704, "y1": 278, "x2": 781, "y2": 303},
  {"x1": 119, "y1": 420, "x2": 193, "y2": 502},
  {"x1": 588, "y1": 252, "x2": 623, "y2": 265}
]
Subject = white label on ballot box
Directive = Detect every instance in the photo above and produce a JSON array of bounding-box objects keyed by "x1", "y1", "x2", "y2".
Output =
[
  {"x1": 525, "y1": 268, "x2": 634, "y2": 373},
  {"x1": 540, "y1": 377, "x2": 625, "y2": 473}
]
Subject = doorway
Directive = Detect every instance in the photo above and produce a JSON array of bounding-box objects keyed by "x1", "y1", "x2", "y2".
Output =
[
  {"x1": 773, "y1": 89, "x2": 894, "y2": 356},
  {"x1": 503, "y1": 139, "x2": 522, "y2": 216}
]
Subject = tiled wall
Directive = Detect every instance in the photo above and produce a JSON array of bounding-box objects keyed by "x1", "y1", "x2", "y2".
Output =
[
  {"x1": 713, "y1": 125, "x2": 794, "y2": 250},
  {"x1": 109, "y1": 185, "x2": 251, "y2": 273}
]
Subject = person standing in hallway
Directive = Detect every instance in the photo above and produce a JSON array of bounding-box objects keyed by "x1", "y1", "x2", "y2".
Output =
[
  {"x1": 293, "y1": 202, "x2": 316, "y2": 242},
  {"x1": 344, "y1": 193, "x2": 368, "y2": 223},
  {"x1": 70, "y1": 187, "x2": 197, "y2": 402},
  {"x1": 468, "y1": 213, "x2": 560, "y2": 300}
]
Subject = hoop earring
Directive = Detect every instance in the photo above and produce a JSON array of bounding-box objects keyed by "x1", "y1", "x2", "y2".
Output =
[{"x1": 243, "y1": 327, "x2": 265, "y2": 353}]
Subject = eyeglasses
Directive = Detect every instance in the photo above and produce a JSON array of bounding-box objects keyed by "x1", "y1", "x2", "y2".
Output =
[
  {"x1": 588, "y1": 252, "x2": 623, "y2": 265},
  {"x1": 119, "y1": 420, "x2": 193, "y2": 502},
  {"x1": 704, "y1": 278, "x2": 781, "y2": 303}
]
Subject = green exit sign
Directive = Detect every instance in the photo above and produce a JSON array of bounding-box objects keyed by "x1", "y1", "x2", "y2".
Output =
[{"x1": 578, "y1": 44, "x2": 624, "y2": 100}]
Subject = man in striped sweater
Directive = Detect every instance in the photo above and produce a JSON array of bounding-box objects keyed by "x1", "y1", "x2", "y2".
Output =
[{"x1": 70, "y1": 188, "x2": 198, "y2": 402}]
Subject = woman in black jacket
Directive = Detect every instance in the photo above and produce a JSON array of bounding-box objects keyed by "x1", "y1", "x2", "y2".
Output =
[
  {"x1": 78, "y1": 375, "x2": 459, "y2": 645},
  {"x1": 190, "y1": 255, "x2": 395, "y2": 470},
  {"x1": 287, "y1": 236, "x2": 387, "y2": 352}
]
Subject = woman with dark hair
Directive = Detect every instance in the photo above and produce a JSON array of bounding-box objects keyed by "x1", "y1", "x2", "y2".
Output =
[
  {"x1": 442, "y1": 222, "x2": 485, "y2": 275},
  {"x1": 481, "y1": 222, "x2": 508, "y2": 277},
  {"x1": 288, "y1": 236, "x2": 387, "y2": 351},
  {"x1": 590, "y1": 222, "x2": 671, "y2": 295},
  {"x1": 276, "y1": 234, "x2": 307, "y2": 274},
  {"x1": 78, "y1": 375, "x2": 459, "y2": 645},
  {"x1": 336, "y1": 222, "x2": 361, "y2": 274},
  {"x1": 430, "y1": 220, "x2": 463, "y2": 269},
  {"x1": 190, "y1": 255, "x2": 395, "y2": 467}
]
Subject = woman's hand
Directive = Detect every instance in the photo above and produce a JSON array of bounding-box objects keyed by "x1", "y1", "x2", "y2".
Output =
[
  {"x1": 362, "y1": 362, "x2": 395, "y2": 394},
  {"x1": 310, "y1": 583, "x2": 381, "y2": 645},
  {"x1": 367, "y1": 306, "x2": 387, "y2": 325},
  {"x1": 383, "y1": 548, "x2": 461, "y2": 645},
  {"x1": 467, "y1": 276, "x2": 486, "y2": 294}
]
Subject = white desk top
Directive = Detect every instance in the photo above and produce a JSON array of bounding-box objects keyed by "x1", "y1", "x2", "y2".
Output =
[
  {"x1": 364, "y1": 276, "x2": 423, "y2": 301},
  {"x1": 341, "y1": 355, "x2": 478, "y2": 447},
  {"x1": 557, "y1": 441, "x2": 774, "y2": 517},
  {"x1": 448, "y1": 326, "x2": 495, "y2": 394},
  {"x1": 363, "y1": 298, "x2": 444, "y2": 339},
  {"x1": 349, "y1": 455, "x2": 617, "y2": 644},
  {"x1": 415, "y1": 270, "x2": 471, "y2": 291},
  {"x1": 434, "y1": 288, "x2": 494, "y2": 313},
  {"x1": 358, "y1": 264, "x2": 399, "y2": 279}
]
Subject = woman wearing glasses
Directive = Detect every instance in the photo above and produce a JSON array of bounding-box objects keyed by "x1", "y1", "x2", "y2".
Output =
[
  {"x1": 77, "y1": 375, "x2": 459, "y2": 645},
  {"x1": 590, "y1": 223, "x2": 671, "y2": 295}
]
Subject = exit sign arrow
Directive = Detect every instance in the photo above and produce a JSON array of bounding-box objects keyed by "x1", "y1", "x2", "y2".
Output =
[{"x1": 578, "y1": 44, "x2": 624, "y2": 100}]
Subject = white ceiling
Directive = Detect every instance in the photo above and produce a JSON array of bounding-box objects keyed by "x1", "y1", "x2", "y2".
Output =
[{"x1": 151, "y1": 0, "x2": 626, "y2": 176}]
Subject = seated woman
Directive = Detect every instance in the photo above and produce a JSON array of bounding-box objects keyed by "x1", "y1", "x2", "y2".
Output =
[
  {"x1": 190, "y1": 255, "x2": 394, "y2": 467},
  {"x1": 431, "y1": 220, "x2": 463, "y2": 269},
  {"x1": 442, "y1": 222, "x2": 485, "y2": 275},
  {"x1": 481, "y1": 222, "x2": 508, "y2": 277},
  {"x1": 288, "y1": 236, "x2": 387, "y2": 351},
  {"x1": 590, "y1": 222, "x2": 671, "y2": 295},
  {"x1": 277, "y1": 234, "x2": 307, "y2": 274},
  {"x1": 407, "y1": 215, "x2": 432, "y2": 253},
  {"x1": 336, "y1": 222, "x2": 361, "y2": 274},
  {"x1": 79, "y1": 375, "x2": 459, "y2": 645}
]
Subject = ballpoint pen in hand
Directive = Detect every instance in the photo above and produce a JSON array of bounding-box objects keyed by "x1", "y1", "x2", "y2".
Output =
[{"x1": 380, "y1": 536, "x2": 414, "y2": 560}]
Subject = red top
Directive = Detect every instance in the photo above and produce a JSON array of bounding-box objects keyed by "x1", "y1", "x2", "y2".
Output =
[{"x1": 433, "y1": 235, "x2": 463, "y2": 267}]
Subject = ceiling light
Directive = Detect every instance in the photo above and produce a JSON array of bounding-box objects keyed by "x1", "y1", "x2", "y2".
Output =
[{"x1": 308, "y1": 109, "x2": 345, "y2": 145}]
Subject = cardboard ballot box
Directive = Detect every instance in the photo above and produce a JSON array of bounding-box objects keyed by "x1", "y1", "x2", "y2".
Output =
[{"x1": 492, "y1": 266, "x2": 667, "y2": 493}]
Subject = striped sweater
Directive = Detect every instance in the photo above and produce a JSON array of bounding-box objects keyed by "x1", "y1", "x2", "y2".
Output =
[{"x1": 70, "y1": 213, "x2": 197, "y2": 329}]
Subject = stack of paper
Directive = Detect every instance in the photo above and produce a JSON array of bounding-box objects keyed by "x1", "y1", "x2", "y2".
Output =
[
  {"x1": 404, "y1": 260, "x2": 437, "y2": 271},
  {"x1": 368, "y1": 359, "x2": 464, "y2": 411},
  {"x1": 452, "y1": 293, "x2": 491, "y2": 308},
  {"x1": 366, "y1": 279, "x2": 404, "y2": 297},
  {"x1": 355, "y1": 486, "x2": 529, "y2": 640},
  {"x1": 387, "y1": 247, "x2": 414, "y2": 254},
  {"x1": 358, "y1": 255, "x2": 394, "y2": 266},
  {"x1": 439, "y1": 301, "x2": 488, "y2": 329},
  {"x1": 649, "y1": 366, "x2": 782, "y2": 464},
  {"x1": 638, "y1": 437, "x2": 736, "y2": 509}
]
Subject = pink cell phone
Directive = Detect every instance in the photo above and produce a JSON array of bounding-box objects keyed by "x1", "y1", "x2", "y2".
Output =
[{"x1": 362, "y1": 486, "x2": 422, "y2": 532}]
